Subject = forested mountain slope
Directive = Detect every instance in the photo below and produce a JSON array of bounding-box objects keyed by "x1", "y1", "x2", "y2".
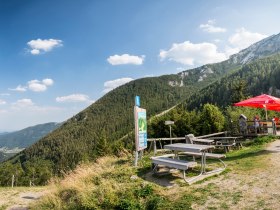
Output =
[{"x1": 185, "y1": 54, "x2": 280, "y2": 110}]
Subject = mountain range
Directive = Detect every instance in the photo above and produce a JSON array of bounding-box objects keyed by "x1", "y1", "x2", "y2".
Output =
[
  {"x1": 2, "y1": 33, "x2": 280, "y2": 185},
  {"x1": 0, "y1": 122, "x2": 61, "y2": 149}
]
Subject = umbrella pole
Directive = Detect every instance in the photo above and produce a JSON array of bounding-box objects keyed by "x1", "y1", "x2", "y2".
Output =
[{"x1": 265, "y1": 106, "x2": 268, "y2": 121}]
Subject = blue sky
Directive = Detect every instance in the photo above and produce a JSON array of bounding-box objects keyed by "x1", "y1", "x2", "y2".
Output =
[{"x1": 0, "y1": 0, "x2": 279, "y2": 131}]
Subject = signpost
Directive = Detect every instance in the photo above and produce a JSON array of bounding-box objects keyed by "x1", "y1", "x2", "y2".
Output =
[
  {"x1": 165, "y1": 120, "x2": 174, "y2": 144},
  {"x1": 134, "y1": 96, "x2": 147, "y2": 166}
]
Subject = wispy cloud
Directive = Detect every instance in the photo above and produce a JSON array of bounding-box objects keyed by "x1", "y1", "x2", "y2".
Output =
[
  {"x1": 107, "y1": 54, "x2": 145, "y2": 65},
  {"x1": 199, "y1": 19, "x2": 226, "y2": 33},
  {"x1": 228, "y1": 28, "x2": 267, "y2": 51},
  {"x1": 0, "y1": 100, "x2": 66, "y2": 131},
  {"x1": 9, "y1": 85, "x2": 27, "y2": 92},
  {"x1": 28, "y1": 79, "x2": 54, "y2": 92},
  {"x1": 103, "y1": 77, "x2": 134, "y2": 93},
  {"x1": 0, "y1": 93, "x2": 10, "y2": 96},
  {"x1": 9, "y1": 78, "x2": 54, "y2": 92},
  {"x1": 27, "y1": 38, "x2": 63, "y2": 55},
  {"x1": 56, "y1": 94, "x2": 93, "y2": 103},
  {"x1": 0, "y1": 99, "x2": 6, "y2": 105},
  {"x1": 13, "y1": 99, "x2": 34, "y2": 107},
  {"x1": 159, "y1": 41, "x2": 227, "y2": 66}
]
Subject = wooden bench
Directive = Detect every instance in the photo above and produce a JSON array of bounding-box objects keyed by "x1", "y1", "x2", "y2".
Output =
[
  {"x1": 151, "y1": 156, "x2": 197, "y2": 182},
  {"x1": 151, "y1": 156, "x2": 197, "y2": 170},
  {"x1": 185, "y1": 134, "x2": 214, "y2": 145},
  {"x1": 179, "y1": 152, "x2": 225, "y2": 159}
]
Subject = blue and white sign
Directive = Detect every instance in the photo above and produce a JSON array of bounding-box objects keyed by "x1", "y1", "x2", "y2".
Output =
[
  {"x1": 137, "y1": 111, "x2": 147, "y2": 150},
  {"x1": 135, "y1": 95, "x2": 140, "y2": 107}
]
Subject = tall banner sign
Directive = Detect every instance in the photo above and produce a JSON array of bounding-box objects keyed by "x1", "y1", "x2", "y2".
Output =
[
  {"x1": 134, "y1": 106, "x2": 147, "y2": 151},
  {"x1": 134, "y1": 96, "x2": 147, "y2": 152}
]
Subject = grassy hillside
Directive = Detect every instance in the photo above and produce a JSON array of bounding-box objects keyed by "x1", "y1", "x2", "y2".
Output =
[
  {"x1": 29, "y1": 136, "x2": 278, "y2": 210},
  {"x1": 0, "y1": 152, "x2": 7, "y2": 162}
]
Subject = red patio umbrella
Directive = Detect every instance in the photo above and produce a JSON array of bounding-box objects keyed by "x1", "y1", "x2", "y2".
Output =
[{"x1": 234, "y1": 94, "x2": 280, "y2": 120}]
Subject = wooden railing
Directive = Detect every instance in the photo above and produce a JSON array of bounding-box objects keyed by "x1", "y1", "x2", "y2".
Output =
[{"x1": 147, "y1": 131, "x2": 228, "y2": 155}]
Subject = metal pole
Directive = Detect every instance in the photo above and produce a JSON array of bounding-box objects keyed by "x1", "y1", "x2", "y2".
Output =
[
  {"x1": 265, "y1": 107, "x2": 268, "y2": 121},
  {"x1": 153, "y1": 140, "x2": 157, "y2": 156},
  {"x1": 134, "y1": 151, "x2": 138, "y2": 167},
  {"x1": 11, "y1": 174, "x2": 14, "y2": 188},
  {"x1": 170, "y1": 125, "x2": 172, "y2": 144}
]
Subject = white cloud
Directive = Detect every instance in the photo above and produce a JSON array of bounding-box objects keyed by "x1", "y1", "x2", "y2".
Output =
[
  {"x1": 159, "y1": 41, "x2": 227, "y2": 66},
  {"x1": 224, "y1": 46, "x2": 240, "y2": 57},
  {"x1": 9, "y1": 78, "x2": 54, "y2": 93},
  {"x1": 103, "y1": 77, "x2": 134, "y2": 93},
  {"x1": 107, "y1": 54, "x2": 145, "y2": 65},
  {"x1": 0, "y1": 100, "x2": 6, "y2": 105},
  {"x1": 13, "y1": 99, "x2": 34, "y2": 107},
  {"x1": 28, "y1": 80, "x2": 48, "y2": 92},
  {"x1": 56, "y1": 94, "x2": 92, "y2": 103},
  {"x1": 42, "y1": 78, "x2": 54, "y2": 86},
  {"x1": 9, "y1": 85, "x2": 27, "y2": 92},
  {"x1": 31, "y1": 49, "x2": 40, "y2": 55},
  {"x1": 228, "y1": 28, "x2": 267, "y2": 51},
  {"x1": 199, "y1": 19, "x2": 226, "y2": 33},
  {"x1": 0, "y1": 93, "x2": 10, "y2": 96},
  {"x1": 27, "y1": 38, "x2": 63, "y2": 55}
]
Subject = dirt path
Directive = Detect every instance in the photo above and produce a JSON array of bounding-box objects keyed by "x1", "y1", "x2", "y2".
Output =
[
  {"x1": 192, "y1": 140, "x2": 280, "y2": 209},
  {"x1": 0, "y1": 187, "x2": 47, "y2": 210}
]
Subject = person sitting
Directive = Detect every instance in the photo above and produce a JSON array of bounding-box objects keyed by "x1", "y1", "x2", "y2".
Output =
[{"x1": 253, "y1": 115, "x2": 260, "y2": 133}]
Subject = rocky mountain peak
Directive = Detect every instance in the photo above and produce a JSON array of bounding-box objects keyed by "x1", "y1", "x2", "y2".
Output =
[{"x1": 229, "y1": 33, "x2": 280, "y2": 65}]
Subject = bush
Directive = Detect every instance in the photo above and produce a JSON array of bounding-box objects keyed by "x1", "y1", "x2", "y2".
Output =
[
  {"x1": 135, "y1": 184, "x2": 154, "y2": 198},
  {"x1": 146, "y1": 196, "x2": 163, "y2": 210},
  {"x1": 116, "y1": 198, "x2": 141, "y2": 210},
  {"x1": 251, "y1": 135, "x2": 276, "y2": 146}
]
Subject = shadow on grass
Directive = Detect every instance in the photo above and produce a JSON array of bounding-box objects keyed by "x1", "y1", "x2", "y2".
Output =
[
  {"x1": 136, "y1": 162, "x2": 220, "y2": 187},
  {"x1": 225, "y1": 148, "x2": 278, "y2": 162},
  {"x1": 136, "y1": 164, "x2": 177, "y2": 187}
]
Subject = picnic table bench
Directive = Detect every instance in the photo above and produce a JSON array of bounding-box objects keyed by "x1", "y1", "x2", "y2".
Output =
[
  {"x1": 151, "y1": 156, "x2": 197, "y2": 171},
  {"x1": 151, "y1": 143, "x2": 226, "y2": 184}
]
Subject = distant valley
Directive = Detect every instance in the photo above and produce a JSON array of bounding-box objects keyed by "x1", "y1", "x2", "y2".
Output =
[{"x1": 0, "y1": 122, "x2": 61, "y2": 162}]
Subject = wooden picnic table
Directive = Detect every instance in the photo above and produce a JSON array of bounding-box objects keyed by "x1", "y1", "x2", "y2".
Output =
[
  {"x1": 210, "y1": 136, "x2": 243, "y2": 152},
  {"x1": 151, "y1": 143, "x2": 227, "y2": 184},
  {"x1": 164, "y1": 143, "x2": 216, "y2": 183}
]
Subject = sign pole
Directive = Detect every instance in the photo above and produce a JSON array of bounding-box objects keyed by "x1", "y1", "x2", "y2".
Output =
[
  {"x1": 134, "y1": 150, "x2": 138, "y2": 167},
  {"x1": 169, "y1": 125, "x2": 172, "y2": 144},
  {"x1": 165, "y1": 121, "x2": 174, "y2": 144}
]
